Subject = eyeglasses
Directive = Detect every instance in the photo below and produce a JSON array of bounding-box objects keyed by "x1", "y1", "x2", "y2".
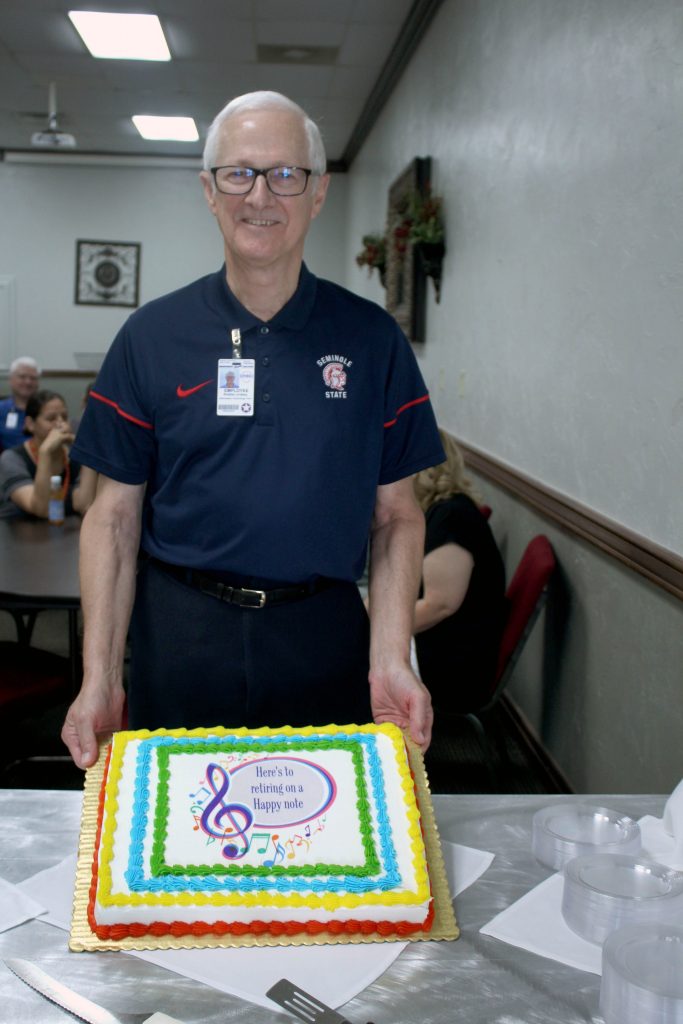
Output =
[{"x1": 211, "y1": 165, "x2": 313, "y2": 197}]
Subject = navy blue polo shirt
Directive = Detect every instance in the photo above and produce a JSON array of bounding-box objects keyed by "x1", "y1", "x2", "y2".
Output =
[{"x1": 71, "y1": 265, "x2": 444, "y2": 581}]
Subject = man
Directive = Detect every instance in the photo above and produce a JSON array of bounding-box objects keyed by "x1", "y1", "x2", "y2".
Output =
[
  {"x1": 62, "y1": 91, "x2": 445, "y2": 770},
  {"x1": 0, "y1": 356, "x2": 40, "y2": 450}
]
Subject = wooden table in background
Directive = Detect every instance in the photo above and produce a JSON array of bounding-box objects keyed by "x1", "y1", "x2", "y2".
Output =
[{"x1": 0, "y1": 516, "x2": 81, "y2": 685}]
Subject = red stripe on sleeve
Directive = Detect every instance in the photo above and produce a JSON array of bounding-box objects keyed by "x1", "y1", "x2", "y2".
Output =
[
  {"x1": 90, "y1": 389, "x2": 153, "y2": 430},
  {"x1": 383, "y1": 393, "x2": 430, "y2": 429}
]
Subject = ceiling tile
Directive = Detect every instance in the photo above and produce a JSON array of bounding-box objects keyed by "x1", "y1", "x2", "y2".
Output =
[
  {"x1": 349, "y1": 0, "x2": 414, "y2": 25},
  {"x1": 0, "y1": 0, "x2": 427, "y2": 161},
  {"x1": 256, "y1": 0, "x2": 354, "y2": 22},
  {"x1": 164, "y1": 17, "x2": 256, "y2": 61},
  {"x1": 255, "y1": 20, "x2": 347, "y2": 48},
  {"x1": 337, "y1": 23, "x2": 400, "y2": 67}
]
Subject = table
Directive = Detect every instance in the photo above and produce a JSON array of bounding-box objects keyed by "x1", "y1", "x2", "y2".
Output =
[
  {"x1": 0, "y1": 791, "x2": 665, "y2": 1023},
  {"x1": 0, "y1": 517, "x2": 81, "y2": 685}
]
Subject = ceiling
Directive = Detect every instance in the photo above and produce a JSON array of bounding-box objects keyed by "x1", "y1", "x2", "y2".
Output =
[{"x1": 0, "y1": 0, "x2": 440, "y2": 170}]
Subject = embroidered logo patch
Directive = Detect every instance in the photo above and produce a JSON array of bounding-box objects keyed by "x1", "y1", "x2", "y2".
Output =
[{"x1": 317, "y1": 354, "x2": 352, "y2": 400}]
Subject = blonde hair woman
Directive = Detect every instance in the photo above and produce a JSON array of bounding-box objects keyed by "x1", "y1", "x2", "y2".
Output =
[{"x1": 413, "y1": 430, "x2": 505, "y2": 714}]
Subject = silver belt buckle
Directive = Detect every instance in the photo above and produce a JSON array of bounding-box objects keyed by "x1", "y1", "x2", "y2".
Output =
[{"x1": 242, "y1": 587, "x2": 267, "y2": 608}]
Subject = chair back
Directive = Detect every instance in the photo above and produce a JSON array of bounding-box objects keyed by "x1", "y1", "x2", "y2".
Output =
[
  {"x1": 0, "y1": 642, "x2": 71, "y2": 717},
  {"x1": 487, "y1": 535, "x2": 556, "y2": 705}
]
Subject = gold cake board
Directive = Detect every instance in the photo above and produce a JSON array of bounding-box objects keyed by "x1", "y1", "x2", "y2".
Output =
[{"x1": 70, "y1": 733, "x2": 459, "y2": 951}]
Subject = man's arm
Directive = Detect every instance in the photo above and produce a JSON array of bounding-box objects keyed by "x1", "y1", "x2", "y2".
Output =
[
  {"x1": 61, "y1": 475, "x2": 145, "y2": 768},
  {"x1": 71, "y1": 465, "x2": 98, "y2": 515},
  {"x1": 367, "y1": 476, "x2": 433, "y2": 750}
]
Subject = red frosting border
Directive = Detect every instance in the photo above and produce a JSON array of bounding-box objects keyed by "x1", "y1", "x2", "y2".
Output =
[{"x1": 87, "y1": 743, "x2": 434, "y2": 942}]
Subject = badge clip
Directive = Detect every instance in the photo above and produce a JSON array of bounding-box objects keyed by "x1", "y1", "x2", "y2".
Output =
[{"x1": 231, "y1": 328, "x2": 242, "y2": 359}]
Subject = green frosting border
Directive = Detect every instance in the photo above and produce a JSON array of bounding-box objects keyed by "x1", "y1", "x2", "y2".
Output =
[{"x1": 150, "y1": 739, "x2": 380, "y2": 878}]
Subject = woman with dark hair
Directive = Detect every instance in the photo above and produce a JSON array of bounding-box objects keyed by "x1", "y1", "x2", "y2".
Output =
[
  {"x1": 0, "y1": 389, "x2": 96, "y2": 519},
  {"x1": 413, "y1": 429, "x2": 506, "y2": 715}
]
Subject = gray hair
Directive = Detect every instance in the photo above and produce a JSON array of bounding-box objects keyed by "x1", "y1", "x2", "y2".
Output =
[
  {"x1": 10, "y1": 356, "x2": 40, "y2": 375},
  {"x1": 202, "y1": 91, "x2": 326, "y2": 177}
]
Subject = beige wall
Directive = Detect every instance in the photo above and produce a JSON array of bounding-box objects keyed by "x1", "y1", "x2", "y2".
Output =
[{"x1": 345, "y1": 0, "x2": 683, "y2": 791}]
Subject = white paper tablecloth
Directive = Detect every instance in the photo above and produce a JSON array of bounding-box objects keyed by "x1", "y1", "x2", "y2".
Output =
[
  {"x1": 479, "y1": 811, "x2": 680, "y2": 976},
  {"x1": 0, "y1": 876, "x2": 46, "y2": 934},
  {"x1": 19, "y1": 840, "x2": 493, "y2": 1010}
]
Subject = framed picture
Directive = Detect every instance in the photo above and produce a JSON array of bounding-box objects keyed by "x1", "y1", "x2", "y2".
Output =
[
  {"x1": 384, "y1": 157, "x2": 431, "y2": 343},
  {"x1": 75, "y1": 240, "x2": 140, "y2": 308}
]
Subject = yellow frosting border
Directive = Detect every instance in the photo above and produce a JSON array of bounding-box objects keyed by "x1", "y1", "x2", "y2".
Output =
[
  {"x1": 97, "y1": 723, "x2": 430, "y2": 910},
  {"x1": 70, "y1": 729, "x2": 458, "y2": 950}
]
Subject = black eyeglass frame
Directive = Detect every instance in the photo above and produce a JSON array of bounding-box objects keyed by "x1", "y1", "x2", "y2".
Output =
[{"x1": 210, "y1": 165, "x2": 314, "y2": 196}]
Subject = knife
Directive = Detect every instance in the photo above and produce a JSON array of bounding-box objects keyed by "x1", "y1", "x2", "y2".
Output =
[{"x1": 4, "y1": 958, "x2": 183, "y2": 1024}]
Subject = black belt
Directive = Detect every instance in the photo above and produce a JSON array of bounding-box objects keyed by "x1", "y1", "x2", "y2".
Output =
[{"x1": 150, "y1": 558, "x2": 333, "y2": 609}]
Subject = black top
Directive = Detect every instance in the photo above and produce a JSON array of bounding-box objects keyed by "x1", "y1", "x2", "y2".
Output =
[
  {"x1": 414, "y1": 493, "x2": 506, "y2": 714},
  {"x1": 0, "y1": 443, "x2": 81, "y2": 519}
]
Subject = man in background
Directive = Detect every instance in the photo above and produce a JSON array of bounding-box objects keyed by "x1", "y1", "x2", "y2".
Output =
[
  {"x1": 62, "y1": 91, "x2": 444, "y2": 769},
  {"x1": 0, "y1": 356, "x2": 40, "y2": 451}
]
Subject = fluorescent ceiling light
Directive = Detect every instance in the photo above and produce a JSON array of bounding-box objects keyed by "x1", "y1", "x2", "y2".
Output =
[
  {"x1": 132, "y1": 116, "x2": 199, "y2": 142},
  {"x1": 68, "y1": 11, "x2": 171, "y2": 61}
]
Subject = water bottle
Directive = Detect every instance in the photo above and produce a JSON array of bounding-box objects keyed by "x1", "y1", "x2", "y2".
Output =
[{"x1": 48, "y1": 474, "x2": 65, "y2": 525}]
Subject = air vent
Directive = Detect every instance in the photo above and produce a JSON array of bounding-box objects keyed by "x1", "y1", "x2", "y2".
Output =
[{"x1": 257, "y1": 44, "x2": 338, "y2": 65}]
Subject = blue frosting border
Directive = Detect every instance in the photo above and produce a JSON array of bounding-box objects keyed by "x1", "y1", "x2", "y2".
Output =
[{"x1": 123, "y1": 732, "x2": 401, "y2": 894}]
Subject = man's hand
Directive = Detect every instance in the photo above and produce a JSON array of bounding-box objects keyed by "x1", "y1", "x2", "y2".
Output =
[
  {"x1": 370, "y1": 662, "x2": 433, "y2": 751},
  {"x1": 61, "y1": 685, "x2": 125, "y2": 769}
]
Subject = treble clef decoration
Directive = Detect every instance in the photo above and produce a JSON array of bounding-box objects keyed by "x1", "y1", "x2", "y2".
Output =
[{"x1": 199, "y1": 762, "x2": 254, "y2": 860}]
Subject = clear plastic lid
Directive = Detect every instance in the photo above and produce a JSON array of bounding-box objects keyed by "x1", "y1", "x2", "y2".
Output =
[
  {"x1": 562, "y1": 853, "x2": 683, "y2": 944},
  {"x1": 601, "y1": 922, "x2": 683, "y2": 1022},
  {"x1": 532, "y1": 803, "x2": 641, "y2": 870}
]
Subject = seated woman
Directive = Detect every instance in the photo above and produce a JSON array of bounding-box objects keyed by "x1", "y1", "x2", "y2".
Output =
[
  {"x1": 0, "y1": 389, "x2": 97, "y2": 519},
  {"x1": 413, "y1": 430, "x2": 506, "y2": 715}
]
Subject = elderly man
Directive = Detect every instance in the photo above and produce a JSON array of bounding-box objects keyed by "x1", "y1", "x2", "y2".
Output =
[
  {"x1": 0, "y1": 356, "x2": 40, "y2": 450},
  {"x1": 62, "y1": 91, "x2": 444, "y2": 770}
]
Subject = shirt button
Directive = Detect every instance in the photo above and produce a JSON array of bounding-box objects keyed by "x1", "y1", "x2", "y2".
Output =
[
  {"x1": 262, "y1": 357, "x2": 270, "y2": 367},
  {"x1": 260, "y1": 326, "x2": 269, "y2": 335},
  {"x1": 262, "y1": 392, "x2": 271, "y2": 403}
]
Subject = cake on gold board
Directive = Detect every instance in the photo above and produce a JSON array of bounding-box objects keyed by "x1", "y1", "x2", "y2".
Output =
[{"x1": 70, "y1": 722, "x2": 458, "y2": 950}]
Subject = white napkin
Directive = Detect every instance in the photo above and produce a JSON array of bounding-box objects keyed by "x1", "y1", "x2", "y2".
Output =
[
  {"x1": 18, "y1": 839, "x2": 492, "y2": 1009},
  {"x1": 16, "y1": 856, "x2": 76, "y2": 930},
  {"x1": 480, "y1": 805, "x2": 682, "y2": 976},
  {"x1": 442, "y1": 839, "x2": 494, "y2": 898},
  {"x1": 0, "y1": 874, "x2": 47, "y2": 933},
  {"x1": 643, "y1": 778, "x2": 683, "y2": 868},
  {"x1": 480, "y1": 872, "x2": 603, "y2": 974}
]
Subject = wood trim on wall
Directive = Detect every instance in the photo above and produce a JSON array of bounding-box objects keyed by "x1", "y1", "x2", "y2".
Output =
[{"x1": 457, "y1": 439, "x2": 683, "y2": 602}]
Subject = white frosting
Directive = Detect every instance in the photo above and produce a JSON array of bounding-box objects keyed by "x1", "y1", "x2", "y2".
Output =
[{"x1": 93, "y1": 727, "x2": 431, "y2": 932}]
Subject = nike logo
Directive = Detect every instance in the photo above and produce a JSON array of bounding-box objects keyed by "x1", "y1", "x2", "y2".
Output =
[{"x1": 176, "y1": 379, "x2": 213, "y2": 399}]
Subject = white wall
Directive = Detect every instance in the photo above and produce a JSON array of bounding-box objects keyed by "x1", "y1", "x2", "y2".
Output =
[
  {"x1": 0, "y1": 160, "x2": 348, "y2": 371},
  {"x1": 345, "y1": 0, "x2": 683, "y2": 791},
  {"x1": 347, "y1": 0, "x2": 683, "y2": 556}
]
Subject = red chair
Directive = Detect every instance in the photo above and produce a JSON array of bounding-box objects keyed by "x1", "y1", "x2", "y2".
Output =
[{"x1": 462, "y1": 535, "x2": 556, "y2": 783}]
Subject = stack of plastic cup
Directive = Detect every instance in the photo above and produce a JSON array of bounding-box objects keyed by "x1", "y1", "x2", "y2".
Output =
[
  {"x1": 561, "y1": 853, "x2": 683, "y2": 944},
  {"x1": 532, "y1": 803, "x2": 641, "y2": 870},
  {"x1": 601, "y1": 922, "x2": 683, "y2": 1023}
]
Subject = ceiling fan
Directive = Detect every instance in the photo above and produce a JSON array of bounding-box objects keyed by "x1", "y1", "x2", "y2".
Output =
[{"x1": 31, "y1": 82, "x2": 76, "y2": 148}]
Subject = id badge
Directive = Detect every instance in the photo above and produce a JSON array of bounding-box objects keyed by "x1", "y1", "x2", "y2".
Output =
[
  {"x1": 216, "y1": 358, "x2": 255, "y2": 416},
  {"x1": 5, "y1": 411, "x2": 18, "y2": 429}
]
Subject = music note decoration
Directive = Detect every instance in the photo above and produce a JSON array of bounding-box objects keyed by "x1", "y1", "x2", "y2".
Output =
[
  {"x1": 263, "y1": 833, "x2": 286, "y2": 868},
  {"x1": 198, "y1": 763, "x2": 254, "y2": 860}
]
